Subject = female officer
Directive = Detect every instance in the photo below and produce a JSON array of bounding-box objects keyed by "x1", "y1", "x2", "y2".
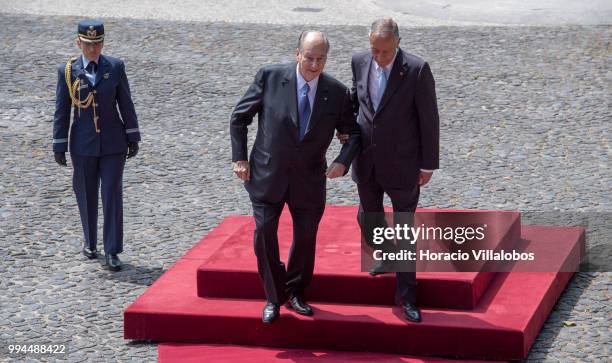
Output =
[{"x1": 52, "y1": 19, "x2": 141, "y2": 271}]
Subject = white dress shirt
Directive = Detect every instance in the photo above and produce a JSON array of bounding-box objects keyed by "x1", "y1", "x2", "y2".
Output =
[
  {"x1": 368, "y1": 51, "x2": 396, "y2": 110},
  {"x1": 296, "y1": 64, "x2": 319, "y2": 113},
  {"x1": 82, "y1": 55, "x2": 99, "y2": 85}
]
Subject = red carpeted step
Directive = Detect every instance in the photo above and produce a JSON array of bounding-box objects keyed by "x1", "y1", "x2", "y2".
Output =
[
  {"x1": 158, "y1": 343, "x2": 506, "y2": 362},
  {"x1": 197, "y1": 206, "x2": 521, "y2": 309},
  {"x1": 124, "y1": 224, "x2": 584, "y2": 360}
]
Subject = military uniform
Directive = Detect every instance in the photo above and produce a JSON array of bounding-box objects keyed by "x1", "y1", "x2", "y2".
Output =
[{"x1": 53, "y1": 20, "x2": 140, "y2": 270}]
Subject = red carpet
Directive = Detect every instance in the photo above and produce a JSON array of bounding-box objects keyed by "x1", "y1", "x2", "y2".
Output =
[
  {"x1": 123, "y1": 207, "x2": 584, "y2": 360},
  {"x1": 197, "y1": 206, "x2": 520, "y2": 309},
  {"x1": 158, "y1": 343, "x2": 506, "y2": 362}
]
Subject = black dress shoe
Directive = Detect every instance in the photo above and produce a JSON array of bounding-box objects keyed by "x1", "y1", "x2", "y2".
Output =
[
  {"x1": 82, "y1": 246, "x2": 98, "y2": 259},
  {"x1": 262, "y1": 302, "x2": 280, "y2": 323},
  {"x1": 369, "y1": 260, "x2": 393, "y2": 276},
  {"x1": 401, "y1": 302, "x2": 422, "y2": 323},
  {"x1": 105, "y1": 254, "x2": 122, "y2": 271},
  {"x1": 286, "y1": 294, "x2": 314, "y2": 316}
]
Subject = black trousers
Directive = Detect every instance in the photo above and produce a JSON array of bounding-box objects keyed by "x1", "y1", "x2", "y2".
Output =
[
  {"x1": 357, "y1": 172, "x2": 420, "y2": 305},
  {"x1": 250, "y1": 192, "x2": 325, "y2": 305},
  {"x1": 71, "y1": 152, "x2": 126, "y2": 255}
]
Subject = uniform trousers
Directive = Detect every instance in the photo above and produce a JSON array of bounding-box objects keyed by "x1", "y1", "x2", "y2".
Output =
[{"x1": 71, "y1": 152, "x2": 126, "y2": 255}]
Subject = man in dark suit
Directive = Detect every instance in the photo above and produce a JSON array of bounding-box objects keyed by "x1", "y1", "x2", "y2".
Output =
[
  {"x1": 230, "y1": 31, "x2": 360, "y2": 323},
  {"x1": 53, "y1": 20, "x2": 141, "y2": 271},
  {"x1": 339, "y1": 18, "x2": 439, "y2": 323}
]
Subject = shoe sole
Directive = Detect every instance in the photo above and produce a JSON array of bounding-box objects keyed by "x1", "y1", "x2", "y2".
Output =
[
  {"x1": 262, "y1": 312, "x2": 279, "y2": 324},
  {"x1": 83, "y1": 251, "x2": 98, "y2": 259},
  {"x1": 403, "y1": 310, "x2": 422, "y2": 323},
  {"x1": 105, "y1": 263, "x2": 122, "y2": 271},
  {"x1": 285, "y1": 303, "x2": 314, "y2": 316},
  {"x1": 369, "y1": 271, "x2": 390, "y2": 276}
]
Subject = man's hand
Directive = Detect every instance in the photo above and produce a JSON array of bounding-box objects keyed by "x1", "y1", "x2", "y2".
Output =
[
  {"x1": 335, "y1": 131, "x2": 349, "y2": 144},
  {"x1": 418, "y1": 171, "x2": 433, "y2": 186},
  {"x1": 233, "y1": 160, "x2": 250, "y2": 181},
  {"x1": 54, "y1": 152, "x2": 67, "y2": 166},
  {"x1": 127, "y1": 142, "x2": 139, "y2": 159},
  {"x1": 326, "y1": 162, "x2": 347, "y2": 179}
]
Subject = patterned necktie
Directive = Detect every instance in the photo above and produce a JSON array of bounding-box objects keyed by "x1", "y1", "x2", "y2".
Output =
[
  {"x1": 298, "y1": 83, "x2": 311, "y2": 141},
  {"x1": 373, "y1": 66, "x2": 387, "y2": 112}
]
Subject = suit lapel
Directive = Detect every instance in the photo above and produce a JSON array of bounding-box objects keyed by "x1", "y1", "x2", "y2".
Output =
[
  {"x1": 306, "y1": 73, "x2": 329, "y2": 134},
  {"x1": 281, "y1": 64, "x2": 299, "y2": 129},
  {"x1": 93, "y1": 55, "x2": 109, "y2": 88},
  {"x1": 376, "y1": 49, "x2": 407, "y2": 114},
  {"x1": 362, "y1": 55, "x2": 374, "y2": 113}
]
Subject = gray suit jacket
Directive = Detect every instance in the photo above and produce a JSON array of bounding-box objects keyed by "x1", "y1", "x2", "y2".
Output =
[{"x1": 350, "y1": 48, "x2": 440, "y2": 189}]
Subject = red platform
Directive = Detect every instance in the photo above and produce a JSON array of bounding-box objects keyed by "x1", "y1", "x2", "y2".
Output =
[
  {"x1": 124, "y1": 207, "x2": 584, "y2": 361},
  {"x1": 158, "y1": 343, "x2": 505, "y2": 363},
  {"x1": 197, "y1": 206, "x2": 521, "y2": 309}
]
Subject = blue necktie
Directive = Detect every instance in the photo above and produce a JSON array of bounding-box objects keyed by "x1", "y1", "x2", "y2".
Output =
[
  {"x1": 373, "y1": 66, "x2": 387, "y2": 112},
  {"x1": 298, "y1": 83, "x2": 311, "y2": 141},
  {"x1": 85, "y1": 61, "x2": 97, "y2": 84}
]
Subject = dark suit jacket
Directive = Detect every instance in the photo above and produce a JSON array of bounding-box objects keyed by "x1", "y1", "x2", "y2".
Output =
[
  {"x1": 230, "y1": 63, "x2": 360, "y2": 207},
  {"x1": 53, "y1": 54, "x2": 140, "y2": 156},
  {"x1": 350, "y1": 49, "x2": 439, "y2": 189}
]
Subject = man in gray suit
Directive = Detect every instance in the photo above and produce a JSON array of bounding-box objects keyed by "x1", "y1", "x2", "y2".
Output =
[
  {"x1": 231, "y1": 31, "x2": 360, "y2": 323},
  {"x1": 339, "y1": 18, "x2": 440, "y2": 323}
]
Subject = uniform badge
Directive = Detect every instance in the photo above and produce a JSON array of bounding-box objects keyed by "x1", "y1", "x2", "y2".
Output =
[
  {"x1": 103, "y1": 73, "x2": 110, "y2": 79},
  {"x1": 87, "y1": 26, "x2": 97, "y2": 37}
]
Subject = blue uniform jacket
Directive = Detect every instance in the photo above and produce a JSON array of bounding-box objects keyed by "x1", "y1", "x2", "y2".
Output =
[{"x1": 53, "y1": 54, "x2": 141, "y2": 156}]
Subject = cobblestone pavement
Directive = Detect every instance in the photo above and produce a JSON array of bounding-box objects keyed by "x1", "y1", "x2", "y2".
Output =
[
  {"x1": 1, "y1": 0, "x2": 611, "y2": 26},
  {"x1": 0, "y1": 13, "x2": 610, "y2": 362}
]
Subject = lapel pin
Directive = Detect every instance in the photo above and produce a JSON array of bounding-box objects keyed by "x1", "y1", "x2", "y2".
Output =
[
  {"x1": 323, "y1": 97, "x2": 328, "y2": 101},
  {"x1": 103, "y1": 73, "x2": 110, "y2": 79}
]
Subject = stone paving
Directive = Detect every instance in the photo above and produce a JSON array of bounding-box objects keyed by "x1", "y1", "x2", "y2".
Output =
[
  {"x1": 0, "y1": 13, "x2": 610, "y2": 362},
  {"x1": 2, "y1": 0, "x2": 611, "y2": 26}
]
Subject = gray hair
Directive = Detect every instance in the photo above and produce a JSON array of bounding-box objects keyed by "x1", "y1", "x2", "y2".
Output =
[
  {"x1": 370, "y1": 18, "x2": 399, "y2": 38},
  {"x1": 297, "y1": 31, "x2": 330, "y2": 53}
]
